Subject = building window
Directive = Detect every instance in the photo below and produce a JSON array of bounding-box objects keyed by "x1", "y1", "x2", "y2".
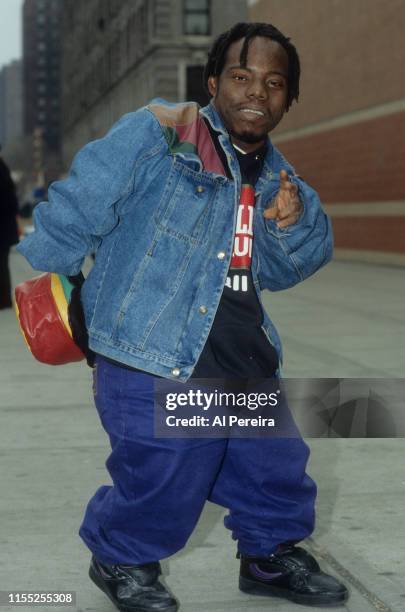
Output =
[{"x1": 183, "y1": 0, "x2": 210, "y2": 35}]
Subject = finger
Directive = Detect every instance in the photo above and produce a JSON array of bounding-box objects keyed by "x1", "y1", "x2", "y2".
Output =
[
  {"x1": 289, "y1": 182, "x2": 298, "y2": 197},
  {"x1": 279, "y1": 169, "x2": 289, "y2": 190},
  {"x1": 279, "y1": 171, "x2": 299, "y2": 197},
  {"x1": 277, "y1": 213, "x2": 300, "y2": 228},
  {"x1": 277, "y1": 198, "x2": 302, "y2": 220},
  {"x1": 263, "y1": 205, "x2": 279, "y2": 219},
  {"x1": 276, "y1": 207, "x2": 291, "y2": 221}
]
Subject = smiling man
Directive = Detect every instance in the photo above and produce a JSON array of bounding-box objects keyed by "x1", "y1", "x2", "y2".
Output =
[
  {"x1": 18, "y1": 21, "x2": 347, "y2": 612},
  {"x1": 208, "y1": 36, "x2": 289, "y2": 148}
]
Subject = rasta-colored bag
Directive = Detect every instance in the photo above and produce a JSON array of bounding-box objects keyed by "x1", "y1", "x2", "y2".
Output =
[{"x1": 14, "y1": 272, "x2": 94, "y2": 366}]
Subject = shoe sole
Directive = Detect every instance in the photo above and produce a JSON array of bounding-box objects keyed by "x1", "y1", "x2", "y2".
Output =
[
  {"x1": 239, "y1": 576, "x2": 348, "y2": 607},
  {"x1": 89, "y1": 565, "x2": 179, "y2": 612}
]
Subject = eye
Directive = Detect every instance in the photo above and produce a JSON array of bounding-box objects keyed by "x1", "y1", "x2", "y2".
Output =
[
  {"x1": 232, "y1": 74, "x2": 248, "y2": 81},
  {"x1": 268, "y1": 79, "x2": 285, "y2": 89}
]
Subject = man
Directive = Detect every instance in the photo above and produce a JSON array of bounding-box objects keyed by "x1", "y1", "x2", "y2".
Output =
[
  {"x1": 18, "y1": 22, "x2": 348, "y2": 612},
  {"x1": 0, "y1": 149, "x2": 19, "y2": 309}
]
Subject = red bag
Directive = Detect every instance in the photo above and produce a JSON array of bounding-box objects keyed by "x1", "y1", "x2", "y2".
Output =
[{"x1": 15, "y1": 273, "x2": 85, "y2": 365}]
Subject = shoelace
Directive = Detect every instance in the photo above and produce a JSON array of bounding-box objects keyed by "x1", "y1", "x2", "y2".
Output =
[{"x1": 267, "y1": 550, "x2": 313, "y2": 588}]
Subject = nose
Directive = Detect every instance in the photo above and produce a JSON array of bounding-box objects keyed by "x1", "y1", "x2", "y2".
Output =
[{"x1": 245, "y1": 77, "x2": 267, "y2": 101}]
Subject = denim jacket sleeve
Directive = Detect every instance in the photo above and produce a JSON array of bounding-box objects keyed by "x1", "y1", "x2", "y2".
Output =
[
  {"x1": 255, "y1": 176, "x2": 333, "y2": 292},
  {"x1": 17, "y1": 108, "x2": 164, "y2": 275}
]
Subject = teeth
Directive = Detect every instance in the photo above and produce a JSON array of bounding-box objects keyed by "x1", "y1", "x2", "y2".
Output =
[{"x1": 241, "y1": 109, "x2": 264, "y2": 116}]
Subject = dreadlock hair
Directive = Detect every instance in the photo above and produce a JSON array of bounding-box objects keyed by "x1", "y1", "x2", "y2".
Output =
[{"x1": 203, "y1": 22, "x2": 300, "y2": 111}]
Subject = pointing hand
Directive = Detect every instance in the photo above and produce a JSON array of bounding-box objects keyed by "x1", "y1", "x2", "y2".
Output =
[{"x1": 263, "y1": 170, "x2": 303, "y2": 228}]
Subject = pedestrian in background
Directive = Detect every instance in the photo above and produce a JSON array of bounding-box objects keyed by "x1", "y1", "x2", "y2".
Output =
[{"x1": 0, "y1": 148, "x2": 19, "y2": 309}]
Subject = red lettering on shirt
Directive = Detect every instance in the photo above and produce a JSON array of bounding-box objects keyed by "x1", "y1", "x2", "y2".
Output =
[{"x1": 230, "y1": 184, "x2": 255, "y2": 270}]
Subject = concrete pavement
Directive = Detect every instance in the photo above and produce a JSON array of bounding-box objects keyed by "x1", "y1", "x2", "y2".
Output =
[{"x1": 0, "y1": 249, "x2": 404, "y2": 612}]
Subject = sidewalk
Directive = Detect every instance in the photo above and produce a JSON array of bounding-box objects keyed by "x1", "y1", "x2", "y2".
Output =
[{"x1": 0, "y1": 249, "x2": 404, "y2": 612}]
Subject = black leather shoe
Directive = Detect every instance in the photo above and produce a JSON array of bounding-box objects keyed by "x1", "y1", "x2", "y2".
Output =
[
  {"x1": 239, "y1": 545, "x2": 349, "y2": 606},
  {"x1": 89, "y1": 555, "x2": 179, "y2": 612}
]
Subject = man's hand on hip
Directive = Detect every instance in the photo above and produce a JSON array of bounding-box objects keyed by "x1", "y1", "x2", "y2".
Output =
[{"x1": 263, "y1": 169, "x2": 303, "y2": 228}]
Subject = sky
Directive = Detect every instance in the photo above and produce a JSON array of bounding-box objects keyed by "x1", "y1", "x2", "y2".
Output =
[{"x1": 0, "y1": 0, "x2": 24, "y2": 70}]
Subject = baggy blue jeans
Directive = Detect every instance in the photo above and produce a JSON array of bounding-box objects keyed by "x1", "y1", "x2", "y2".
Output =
[{"x1": 79, "y1": 357, "x2": 317, "y2": 565}]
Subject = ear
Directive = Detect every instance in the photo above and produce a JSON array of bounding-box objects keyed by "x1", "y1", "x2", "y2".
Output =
[{"x1": 207, "y1": 75, "x2": 218, "y2": 98}]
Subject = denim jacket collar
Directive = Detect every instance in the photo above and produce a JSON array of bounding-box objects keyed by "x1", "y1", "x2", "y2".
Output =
[
  {"x1": 200, "y1": 102, "x2": 229, "y2": 137},
  {"x1": 200, "y1": 101, "x2": 281, "y2": 189}
]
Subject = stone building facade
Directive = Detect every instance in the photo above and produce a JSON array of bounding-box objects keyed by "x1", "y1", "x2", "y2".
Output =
[
  {"x1": 61, "y1": 0, "x2": 247, "y2": 165},
  {"x1": 250, "y1": 0, "x2": 405, "y2": 265}
]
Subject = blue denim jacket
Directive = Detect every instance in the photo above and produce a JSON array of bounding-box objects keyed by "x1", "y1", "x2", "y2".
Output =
[{"x1": 17, "y1": 100, "x2": 333, "y2": 381}]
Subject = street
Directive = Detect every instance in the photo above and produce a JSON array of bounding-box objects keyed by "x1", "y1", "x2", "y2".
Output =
[{"x1": 0, "y1": 249, "x2": 404, "y2": 612}]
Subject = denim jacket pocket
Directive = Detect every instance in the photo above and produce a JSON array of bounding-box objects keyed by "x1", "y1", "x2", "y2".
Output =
[{"x1": 153, "y1": 156, "x2": 219, "y2": 245}]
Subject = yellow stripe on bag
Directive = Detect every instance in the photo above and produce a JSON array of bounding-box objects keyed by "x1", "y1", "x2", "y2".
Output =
[{"x1": 50, "y1": 273, "x2": 73, "y2": 338}]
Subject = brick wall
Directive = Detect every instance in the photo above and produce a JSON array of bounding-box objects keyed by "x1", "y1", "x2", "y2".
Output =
[
  {"x1": 277, "y1": 112, "x2": 405, "y2": 204},
  {"x1": 331, "y1": 217, "x2": 405, "y2": 254},
  {"x1": 250, "y1": 0, "x2": 405, "y2": 264},
  {"x1": 250, "y1": 0, "x2": 405, "y2": 133}
]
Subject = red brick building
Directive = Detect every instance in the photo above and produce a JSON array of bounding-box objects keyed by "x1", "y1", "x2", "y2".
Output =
[{"x1": 250, "y1": 0, "x2": 405, "y2": 265}]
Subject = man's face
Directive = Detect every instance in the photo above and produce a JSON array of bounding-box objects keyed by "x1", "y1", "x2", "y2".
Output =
[{"x1": 208, "y1": 37, "x2": 289, "y2": 152}]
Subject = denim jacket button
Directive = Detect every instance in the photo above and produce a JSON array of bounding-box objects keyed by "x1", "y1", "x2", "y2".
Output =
[
  {"x1": 196, "y1": 185, "x2": 204, "y2": 193},
  {"x1": 198, "y1": 305, "x2": 208, "y2": 315},
  {"x1": 217, "y1": 251, "x2": 225, "y2": 260},
  {"x1": 171, "y1": 367, "x2": 181, "y2": 377}
]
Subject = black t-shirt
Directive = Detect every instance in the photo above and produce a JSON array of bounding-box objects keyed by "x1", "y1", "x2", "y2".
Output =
[{"x1": 192, "y1": 132, "x2": 279, "y2": 378}]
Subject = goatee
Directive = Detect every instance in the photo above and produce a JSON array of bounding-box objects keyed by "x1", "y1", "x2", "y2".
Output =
[{"x1": 229, "y1": 128, "x2": 267, "y2": 145}]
